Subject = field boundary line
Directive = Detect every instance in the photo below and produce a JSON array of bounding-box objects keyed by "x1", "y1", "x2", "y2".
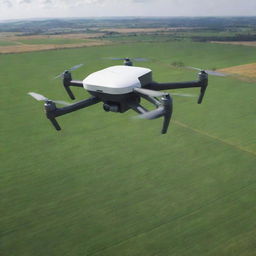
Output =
[{"x1": 173, "y1": 120, "x2": 256, "y2": 157}]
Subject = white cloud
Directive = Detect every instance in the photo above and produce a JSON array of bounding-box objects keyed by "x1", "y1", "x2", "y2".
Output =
[{"x1": 0, "y1": 0, "x2": 13, "y2": 8}]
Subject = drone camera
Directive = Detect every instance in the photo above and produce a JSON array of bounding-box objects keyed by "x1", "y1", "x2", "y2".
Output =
[{"x1": 103, "y1": 103, "x2": 120, "y2": 112}]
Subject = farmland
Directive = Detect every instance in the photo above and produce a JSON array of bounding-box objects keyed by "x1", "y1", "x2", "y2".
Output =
[{"x1": 1, "y1": 18, "x2": 256, "y2": 256}]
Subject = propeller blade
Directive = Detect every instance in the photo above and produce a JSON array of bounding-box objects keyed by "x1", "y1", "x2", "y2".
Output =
[
  {"x1": 53, "y1": 100, "x2": 71, "y2": 106},
  {"x1": 104, "y1": 57, "x2": 125, "y2": 60},
  {"x1": 28, "y1": 92, "x2": 48, "y2": 101},
  {"x1": 54, "y1": 73, "x2": 64, "y2": 79},
  {"x1": 54, "y1": 64, "x2": 84, "y2": 79},
  {"x1": 205, "y1": 70, "x2": 227, "y2": 77},
  {"x1": 134, "y1": 88, "x2": 168, "y2": 98},
  {"x1": 133, "y1": 58, "x2": 148, "y2": 62},
  {"x1": 137, "y1": 107, "x2": 165, "y2": 120},
  {"x1": 186, "y1": 66, "x2": 201, "y2": 71},
  {"x1": 186, "y1": 66, "x2": 227, "y2": 77},
  {"x1": 69, "y1": 63, "x2": 84, "y2": 71},
  {"x1": 171, "y1": 93, "x2": 196, "y2": 97},
  {"x1": 104, "y1": 57, "x2": 148, "y2": 61},
  {"x1": 28, "y1": 92, "x2": 71, "y2": 106}
]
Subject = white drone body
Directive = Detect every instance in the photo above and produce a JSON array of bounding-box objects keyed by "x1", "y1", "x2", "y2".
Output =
[{"x1": 83, "y1": 65, "x2": 152, "y2": 95}]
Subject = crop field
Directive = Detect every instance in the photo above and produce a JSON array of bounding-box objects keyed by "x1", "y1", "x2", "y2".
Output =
[
  {"x1": 1, "y1": 40, "x2": 256, "y2": 256},
  {"x1": 219, "y1": 63, "x2": 256, "y2": 79},
  {"x1": 212, "y1": 41, "x2": 256, "y2": 47},
  {"x1": 0, "y1": 40, "x2": 109, "y2": 54},
  {"x1": 0, "y1": 33, "x2": 108, "y2": 53}
]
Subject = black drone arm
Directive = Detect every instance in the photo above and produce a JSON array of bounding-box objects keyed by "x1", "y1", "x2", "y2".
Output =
[
  {"x1": 45, "y1": 96, "x2": 101, "y2": 130},
  {"x1": 69, "y1": 80, "x2": 84, "y2": 87},
  {"x1": 62, "y1": 71, "x2": 84, "y2": 100},
  {"x1": 145, "y1": 71, "x2": 208, "y2": 104}
]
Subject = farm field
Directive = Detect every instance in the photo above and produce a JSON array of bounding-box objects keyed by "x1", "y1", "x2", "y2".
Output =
[
  {"x1": 0, "y1": 41, "x2": 109, "y2": 54},
  {"x1": 212, "y1": 41, "x2": 256, "y2": 47},
  {"x1": 219, "y1": 62, "x2": 256, "y2": 79},
  {"x1": 1, "y1": 40, "x2": 256, "y2": 256},
  {"x1": 0, "y1": 33, "x2": 108, "y2": 53}
]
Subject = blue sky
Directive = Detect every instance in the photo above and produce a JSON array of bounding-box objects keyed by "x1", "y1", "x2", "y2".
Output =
[{"x1": 0, "y1": 0, "x2": 256, "y2": 21}]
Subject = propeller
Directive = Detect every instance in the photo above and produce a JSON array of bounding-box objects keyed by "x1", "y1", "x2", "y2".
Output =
[
  {"x1": 185, "y1": 66, "x2": 227, "y2": 77},
  {"x1": 54, "y1": 63, "x2": 84, "y2": 79},
  {"x1": 134, "y1": 88, "x2": 168, "y2": 98},
  {"x1": 134, "y1": 88, "x2": 195, "y2": 98},
  {"x1": 136, "y1": 107, "x2": 165, "y2": 120},
  {"x1": 28, "y1": 92, "x2": 71, "y2": 106},
  {"x1": 171, "y1": 93, "x2": 196, "y2": 97},
  {"x1": 28, "y1": 92, "x2": 70, "y2": 131},
  {"x1": 105, "y1": 57, "x2": 148, "y2": 62}
]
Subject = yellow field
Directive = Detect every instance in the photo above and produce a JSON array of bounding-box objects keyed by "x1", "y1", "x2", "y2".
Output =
[
  {"x1": 5, "y1": 33, "x2": 105, "y2": 41},
  {"x1": 218, "y1": 63, "x2": 256, "y2": 79},
  {"x1": 212, "y1": 41, "x2": 256, "y2": 47}
]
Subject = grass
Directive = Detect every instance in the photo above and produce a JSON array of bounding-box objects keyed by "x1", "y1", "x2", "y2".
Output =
[
  {"x1": 1, "y1": 41, "x2": 256, "y2": 256},
  {"x1": 0, "y1": 40, "x2": 18, "y2": 46}
]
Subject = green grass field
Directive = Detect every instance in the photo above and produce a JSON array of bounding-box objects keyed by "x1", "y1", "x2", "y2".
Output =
[
  {"x1": 1, "y1": 41, "x2": 256, "y2": 256},
  {"x1": 0, "y1": 40, "x2": 18, "y2": 46}
]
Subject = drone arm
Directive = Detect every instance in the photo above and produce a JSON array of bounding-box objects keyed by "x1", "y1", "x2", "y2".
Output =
[
  {"x1": 54, "y1": 97, "x2": 101, "y2": 117},
  {"x1": 45, "y1": 96, "x2": 101, "y2": 130},
  {"x1": 146, "y1": 80, "x2": 201, "y2": 90},
  {"x1": 145, "y1": 71, "x2": 208, "y2": 104},
  {"x1": 69, "y1": 80, "x2": 84, "y2": 87}
]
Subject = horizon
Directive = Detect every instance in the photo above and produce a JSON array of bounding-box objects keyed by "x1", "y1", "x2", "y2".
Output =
[
  {"x1": 1, "y1": 15, "x2": 256, "y2": 23},
  {"x1": 0, "y1": 0, "x2": 256, "y2": 21}
]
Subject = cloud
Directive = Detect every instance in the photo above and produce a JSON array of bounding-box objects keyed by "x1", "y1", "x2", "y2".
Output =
[
  {"x1": 0, "y1": 0, "x2": 13, "y2": 7},
  {"x1": 1, "y1": 0, "x2": 106, "y2": 8},
  {"x1": 19, "y1": 0, "x2": 32, "y2": 3},
  {"x1": 1, "y1": 0, "x2": 256, "y2": 20},
  {"x1": 132, "y1": 0, "x2": 154, "y2": 2}
]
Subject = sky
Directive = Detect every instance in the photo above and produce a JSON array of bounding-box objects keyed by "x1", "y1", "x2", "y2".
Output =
[{"x1": 0, "y1": 0, "x2": 256, "y2": 21}]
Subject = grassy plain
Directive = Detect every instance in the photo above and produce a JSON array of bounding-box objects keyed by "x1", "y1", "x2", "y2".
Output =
[
  {"x1": 0, "y1": 40, "x2": 18, "y2": 46},
  {"x1": 1, "y1": 41, "x2": 256, "y2": 256}
]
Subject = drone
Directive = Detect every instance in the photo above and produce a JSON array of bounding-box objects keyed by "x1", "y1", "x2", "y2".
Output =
[{"x1": 28, "y1": 57, "x2": 222, "y2": 134}]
